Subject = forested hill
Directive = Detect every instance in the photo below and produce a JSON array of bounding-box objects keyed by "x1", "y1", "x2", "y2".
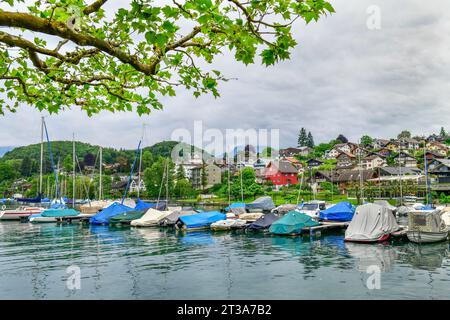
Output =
[{"x1": 1, "y1": 140, "x2": 208, "y2": 175}]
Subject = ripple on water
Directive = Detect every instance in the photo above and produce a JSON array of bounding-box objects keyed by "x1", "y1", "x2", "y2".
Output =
[{"x1": 1, "y1": 222, "x2": 450, "y2": 299}]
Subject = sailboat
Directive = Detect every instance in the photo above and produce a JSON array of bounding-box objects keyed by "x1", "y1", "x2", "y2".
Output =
[
  {"x1": 130, "y1": 159, "x2": 173, "y2": 227},
  {"x1": 30, "y1": 127, "x2": 80, "y2": 223},
  {"x1": 90, "y1": 139, "x2": 142, "y2": 225},
  {"x1": 406, "y1": 146, "x2": 449, "y2": 243},
  {"x1": 1, "y1": 117, "x2": 46, "y2": 220}
]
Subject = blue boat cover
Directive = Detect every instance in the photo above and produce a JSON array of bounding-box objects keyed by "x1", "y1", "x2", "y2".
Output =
[
  {"x1": 179, "y1": 211, "x2": 227, "y2": 229},
  {"x1": 319, "y1": 201, "x2": 355, "y2": 222},
  {"x1": 90, "y1": 202, "x2": 133, "y2": 225},
  {"x1": 225, "y1": 202, "x2": 246, "y2": 211},
  {"x1": 15, "y1": 193, "x2": 41, "y2": 203},
  {"x1": 134, "y1": 198, "x2": 154, "y2": 211},
  {"x1": 269, "y1": 211, "x2": 319, "y2": 235}
]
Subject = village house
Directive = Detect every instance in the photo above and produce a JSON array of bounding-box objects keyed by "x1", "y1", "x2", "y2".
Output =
[
  {"x1": 371, "y1": 139, "x2": 390, "y2": 150},
  {"x1": 429, "y1": 159, "x2": 450, "y2": 184},
  {"x1": 361, "y1": 154, "x2": 387, "y2": 170},
  {"x1": 112, "y1": 178, "x2": 146, "y2": 194},
  {"x1": 426, "y1": 141, "x2": 449, "y2": 157},
  {"x1": 378, "y1": 166, "x2": 422, "y2": 177},
  {"x1": 305, "y1": 158, "x2": 324, "y2": 168},
  {"x1": 393, "y1": 151, "x2": 418, "y2": 168},
  {"x1": 205, "y1": 163, "x2": 222, "y2": 189},
  {"x1": 426, "y1": 151, "x2": 446, "y2": 170},
  {"x1": 376, "y1": 147, "x2": 392, "y2": 158},
  {"x1": 278, "y1": 147, "x2": 312, "y2": 158},
  {"x1": 335, "y1": 150, "x2": 356, "y2": 169},
  {"x1": 400, "y1": 138, "x2": 421, "y2": 150},
  {"x1": 334, "y1": 169, "x2": 378, "y2": 194},
  {"x1": 284, "y1": 157, "x2": 303, "y2": 172},
  {"x1": 265, "y1": 160, "x2": 298, "y2": 187}
]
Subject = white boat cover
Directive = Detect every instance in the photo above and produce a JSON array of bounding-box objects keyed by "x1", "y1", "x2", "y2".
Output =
[
  {"x1": 345, "y1": 203, "x2": 399, "y2": 241},
  {"x1": 239, "y1": 212, "x2": 263, "y2": 222},
  {"x1": 211, "y1": 219, "x2": 247, "y2": 230},
  {"x1": 272, "y1": 204, "x2": 298, "y2": 215},
  {"x1": 345, "y1": 243, "x2": 397, "y2": 272},
  {"x1": 130, "y1": 208, "x2": 172, "y2": 227},
  {"x1": 373, "y1": 200, "x2": 397, "y2": 212},
  {"x1": 441, "y1": 211, "x2": 450, "y2": 226},
  {"x1": 408, "y1": 209, "x2": 446, "y2": 233}
]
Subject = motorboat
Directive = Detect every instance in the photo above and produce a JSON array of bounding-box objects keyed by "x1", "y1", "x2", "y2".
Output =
[{"x1": 406, "y1": 208, "x2": 449, "y2": 244}]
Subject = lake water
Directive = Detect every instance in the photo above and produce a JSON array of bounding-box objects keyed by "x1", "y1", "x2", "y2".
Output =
[{"x1": 0, "y1": 221, "x2": 449, "y2": 299}]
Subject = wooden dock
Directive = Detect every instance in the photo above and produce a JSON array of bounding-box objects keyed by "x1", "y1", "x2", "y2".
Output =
[{"x1": 302, "y1": 222, "x2": 349, "y2": 237}]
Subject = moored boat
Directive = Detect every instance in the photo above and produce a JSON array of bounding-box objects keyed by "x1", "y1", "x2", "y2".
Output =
[
  {"x1": 210, "y1": 219, "x2": 247, "y2": 231},
  {"x1": 175, "y1": 211, "x2": 226, "y2": 231},
  {"x1": 130, "y1": 208, "x2": 173, "y2": 227},
  {"x1": 319, "y1": 201, "x2": 355, "y2": 222},
  {"x1": 406, "y1": 209, "x2": 449, "y2": 244},
  {"x1": 109, "y1": 210, "x2": 145, "y2": 225},
  {"x1": 0, "y1": 206, "x2": 44, "y2": 220},
  {"x1": 269, "y1": 211, "x2": 319, "y2": 236},
  {"x1": 344, "y1": 203, "x2": 399, "y2": 243},
  {"x1": 246, "y1": 212, "x2": 280, "y2": 231}
]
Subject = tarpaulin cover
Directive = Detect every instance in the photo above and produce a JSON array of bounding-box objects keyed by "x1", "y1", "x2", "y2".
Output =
[
  {"x1": 130, "y1": 208, "x2": 173, "y2": 227},
  {"x1": 41, "y1": 208, "x2": 79, "y2": 217},
  {"x1": 134, "y1": 199, "x2": 154, "y2": 211},
  {"x1": 269, "y1": 211, "x2": 319, "y2": 235},
  {"x1": 345, "y1": 203, "x2": 399, "y2": 242},
  {"x1": 246, "y1": 196, "x2": 275, "y2": 211},
  {"x1": 133, "y1": 199, "x2": 167, "y2": 211},
  {"x1": 15, "y1": 194, "x2": 42, "y2": 203},
  {"x1": 247, "y1": 212, "x2": 280, "y2": 230},
  {"x1": 225, "y1": 202, "x2": 246, "y2": 211},
  {"x1": 90, "y1": 202, "x2": 134, "y2": 225},
  {"x1": 319, "y1": 201, "x2": 355, "y2": 222},
  {"x1": 159, "y1": 210, "x2": 197, "y2": 226},
  {"x1": 179, "y1": 211, "x2": 226, "y2": 229},
  {"x1": 374, "y1": 200, "x2": 397, "y2": 212},
  {"x1": 109, "y1": 210, "x2": 144, "y2": 224}
]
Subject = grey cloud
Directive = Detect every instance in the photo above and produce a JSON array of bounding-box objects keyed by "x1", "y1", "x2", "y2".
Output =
[{"x1": 1, "y1": 0, "x2": 450, "y2": 150}]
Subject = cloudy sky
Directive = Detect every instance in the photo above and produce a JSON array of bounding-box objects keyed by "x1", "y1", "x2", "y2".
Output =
[{"x1": 0, "y1": 0, "x2": 449, "y2": 151}]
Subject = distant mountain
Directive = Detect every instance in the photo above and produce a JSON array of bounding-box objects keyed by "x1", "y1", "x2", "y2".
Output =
[
  {"x1": 1, "y1": 140, "x2": 211, "y2": 172},
  {"x1": 0, "y1": 146, "x2": 14, "y2": 157}
]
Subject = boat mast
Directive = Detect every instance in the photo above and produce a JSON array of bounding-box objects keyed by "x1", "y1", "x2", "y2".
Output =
[
  {"x1": 72, "y1": 133, "x2": 76, "y2": 208},
  {"x1": 358, "y1": 140, "x2": 364, "y2": 204},
  {"x1": 398, "y1": 139, "x2": 403, "y2": 206},
  {"x1": 137, "y1": 124, "x2": 145, "y2": 198},
  {"x1": 424, "y1": 145, "x2": 431, "y2": 207},
  {"x1": 39, "y1": 116, "x2": 44, "y2": 196},
  {"x1": 99, "y1": 146, "x2": 103, "y2": 200}
]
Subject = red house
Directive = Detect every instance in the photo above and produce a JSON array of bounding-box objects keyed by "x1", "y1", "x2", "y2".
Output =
[{"x1": 265, "y1": 160, "x2": 299, "y2": 186}]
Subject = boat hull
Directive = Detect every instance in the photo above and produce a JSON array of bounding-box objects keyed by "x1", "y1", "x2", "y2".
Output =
[
  {"x1": 0, "y1": 208, "x2": 44, "y2": 220},
  {"x1": 344, "y1": 234, "x2": 391, "y2": 243},
  {"x1": 406, "y1": 230, "x2": 448, "y2": 244},
  {"x1": 29, "y1": 216, "x2": 57, "y2": 223}
]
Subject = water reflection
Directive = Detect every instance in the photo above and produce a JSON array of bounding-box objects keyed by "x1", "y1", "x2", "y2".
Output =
[
  {"x1": 345, "y1": 243, "x2": 397, "y2": 272},
  {"x1": 398, "y1": 242, "x2": 448, "y2": 271},
  {"x1": 0, "y1": 222, "x2": 450, "y2": 299}
]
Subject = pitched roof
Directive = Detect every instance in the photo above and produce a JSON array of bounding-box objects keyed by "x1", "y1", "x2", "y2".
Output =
[
  {"x1": 268, "y1": 160, "x2": 298, "y2": 173},
  {"x1": 379, "y1": 166, "x2": 422, "y2": 176},
  {"x1": 335, "y1": 169, "x2": 375, "y2": 182}
]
